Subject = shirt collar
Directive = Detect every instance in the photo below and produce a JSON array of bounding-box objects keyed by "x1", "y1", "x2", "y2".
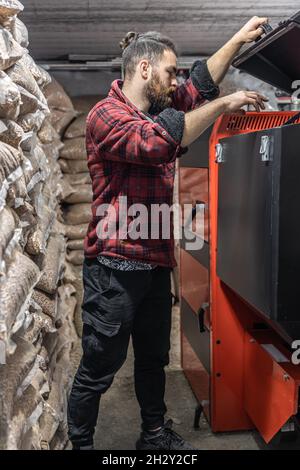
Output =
[
  {"x1": 108, "y1": 79, "x2": 155, "y2": 120},
  {"x1": 109, "y1": 79, "x2": 141, "y2": 113}
]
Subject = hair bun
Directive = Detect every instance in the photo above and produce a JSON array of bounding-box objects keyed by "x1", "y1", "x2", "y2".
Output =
[{"x1": 119, "y1": 31, "x2": 139, "y2": 51}]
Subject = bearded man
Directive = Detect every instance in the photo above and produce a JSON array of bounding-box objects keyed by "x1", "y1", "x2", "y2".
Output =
[{"x1": 68, "y1": 18, "x2": 268, "y2": 450}]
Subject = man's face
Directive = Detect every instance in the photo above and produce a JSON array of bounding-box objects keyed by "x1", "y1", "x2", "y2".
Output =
[{"x1": 145, "y1": 49, "x2": 178, "y2": 111}]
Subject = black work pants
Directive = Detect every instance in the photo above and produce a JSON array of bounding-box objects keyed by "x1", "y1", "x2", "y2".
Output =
[{"x1": 67, "y1": 258, "x2": 172, "y2": 447}]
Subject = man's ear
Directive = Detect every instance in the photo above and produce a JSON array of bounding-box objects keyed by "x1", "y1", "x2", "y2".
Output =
[{"x1": 139, "y1": 59, "x2": 151, "y2": 80}]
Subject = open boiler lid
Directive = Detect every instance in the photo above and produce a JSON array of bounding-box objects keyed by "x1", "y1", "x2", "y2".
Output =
[{"x1": 233, "y1": 11, "x2": 300, "y2": 94}]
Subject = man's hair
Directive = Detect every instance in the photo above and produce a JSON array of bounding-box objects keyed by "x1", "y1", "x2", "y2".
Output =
[{"x1": 119, "y1": 31, "x2": 177, "y2": 79}]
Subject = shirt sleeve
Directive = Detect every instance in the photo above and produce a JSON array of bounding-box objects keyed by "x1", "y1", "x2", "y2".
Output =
[
  {"x1": 87, "y1": 100, "x2": 186, "y2": 166},
  {"x1": 171, "y1": 59, "x2": 220, "y2": 112}
]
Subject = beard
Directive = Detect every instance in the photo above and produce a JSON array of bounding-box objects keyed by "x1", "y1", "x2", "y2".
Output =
[{"x1": 145, "y1": 72, "x2": 174, "y2": 114}]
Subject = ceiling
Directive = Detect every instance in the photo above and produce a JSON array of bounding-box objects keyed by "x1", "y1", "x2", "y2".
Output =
[{"x1": 20, "y1": 1, "x2": 298, "y2": 60}]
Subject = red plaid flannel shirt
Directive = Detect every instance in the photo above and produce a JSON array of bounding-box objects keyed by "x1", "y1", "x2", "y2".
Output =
[{"x1": 84, "y1": 76, "x2": 207, "y2": 267}]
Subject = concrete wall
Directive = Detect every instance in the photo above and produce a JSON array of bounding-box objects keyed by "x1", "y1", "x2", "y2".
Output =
[{"x1": 21, "y1": 1, "x2": 297, "y2": 60}]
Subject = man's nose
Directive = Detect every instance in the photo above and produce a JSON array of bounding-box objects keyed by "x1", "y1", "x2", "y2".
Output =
[{"x1": 171, "y1": 78, "x2": 177, "y2": 89}]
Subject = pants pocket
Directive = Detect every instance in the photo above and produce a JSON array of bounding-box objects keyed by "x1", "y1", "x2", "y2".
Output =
[{"x1": 82, "y1": 259, "x2": 123, "y2": 337}]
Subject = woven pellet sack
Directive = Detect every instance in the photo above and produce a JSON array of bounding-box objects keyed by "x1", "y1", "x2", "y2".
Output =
[
  {"x1": 63, "y1": 202, "x2": 91, "y2": 225},
  {"x1": 67, "y1": 238, "x2": 84, "y2": 251},
  {"x1": 44, "y1": 76, "x2": 74, "y2": 112},
  {"x1": 50, "y1": 423, "x2": 69, "y2": 451},
  {"x1": 60, "y1": 178, "x2": 75, "y2": 202},
  {"x1": 57, "y1": 284, "x2": 77, "y2": 326},
  {"x1": 64, "y1": 184, "x2": 92, "y2": 204},
  {"x1": 64, "y1": 113, "x2": 87, "y2": 139},
  {"x1": 69, "y1": 264, "x2": 84, "y2": 338},
  {"x1": 72, "y1": 95, "x2": 100, "y2": 113},
  {"x1": 64, "y1": 222, "x2": 88, "y2": 240},
  {"x1": 13, "y1": 384, "x2": 42, "y2": 427},
  {"x1": 50, "y1": 109, "x2": 77, "y2": 137},
  {"x1": 58, "y1": 157, "x2": 88, "y2": 174},
  {"x1": 66, "y1": 249, "x2": 84, "y2": 266},
  {"x1": 64, "y1": 172, "x2": 91, "y2": 186},
  {"x1": 60, "y1": 136, "x2": 86, "y2": 160}
]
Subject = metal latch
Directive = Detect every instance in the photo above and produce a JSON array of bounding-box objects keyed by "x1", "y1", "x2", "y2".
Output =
[
  {"x1": 198, "y1": 302, "x2": 209, "y2": 333},
  {"x1": 260, "y1": 135, "x2": 273, "y2": 162},
  {"x1": 215, "y1": 143, "x2": 225, "y2": 163}
]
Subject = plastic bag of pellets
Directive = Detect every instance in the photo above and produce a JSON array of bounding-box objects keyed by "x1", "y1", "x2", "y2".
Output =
[
  {"x1": 0, "y1": 1, "x2": 24, "y2": 18},
  {"x1": 21, "y1": 54, "x2": 51, "y2": 90},
  {"x1": 0, "y1": 206, "x2": 17, "y2": 263},
  {"x1": 18, "y1": 109, "x2": 48, "y2": 133},
  {"x1": 11, "y1": 17, "x2": 28, "y2": 48},
  {"x1": 38, "y1": 118, "x2": 60, "y2": 145},
  {"x1": 18, "y1": 86, "x2": 40, "y2": 116},
  {"x1": 0, "y1": 250, "x2": 40, "y2": 361},
  {"x1": 36, "y1": 233, "x2": 65, "y2": 295},
  {"x1": 6, "y1": 61, "x2": 49, "y2": 112},
  {"x1": 0, "y1": 70, "x2": 21, "y2": 120},
  {"x1": 0, "y1": 119, "x2": 24, "y2": 148},
  {"x1": 0, "y1": 27, "x2": 23, "y2": 71},
  {"x1": 0, "y1": 140, "x2": 23, "y2": 183}
]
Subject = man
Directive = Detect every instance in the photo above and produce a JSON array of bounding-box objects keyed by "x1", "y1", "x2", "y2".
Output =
[{"x1": 68, "y1": 16, "x2": 268, "y2": 450}]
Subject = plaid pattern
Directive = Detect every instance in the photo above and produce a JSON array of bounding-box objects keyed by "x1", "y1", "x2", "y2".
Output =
[{"x1": 84, "y1": 75, "x2": 206, "y2": 267}]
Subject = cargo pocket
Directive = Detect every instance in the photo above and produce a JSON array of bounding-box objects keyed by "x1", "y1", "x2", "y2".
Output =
[{"x1": 81, "y1": 260, "x2": 122, "y2": 337}]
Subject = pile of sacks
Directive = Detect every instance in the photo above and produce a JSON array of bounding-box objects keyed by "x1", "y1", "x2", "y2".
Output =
[
  {"x1": 44, "y1": 84, "x2": 94, "y2": 339},
  {"x1": 0, "y1": 0, "x2": 77, "y2": 450}
]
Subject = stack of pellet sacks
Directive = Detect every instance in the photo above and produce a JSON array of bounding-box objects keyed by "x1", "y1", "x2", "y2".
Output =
[{"x1": 0, "y1": 0, "x2": 79, "y2": 450}]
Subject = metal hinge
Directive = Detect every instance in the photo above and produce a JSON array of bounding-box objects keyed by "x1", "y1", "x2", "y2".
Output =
[
  {"x1": 215, "y1": 143, "x2": 225, "y2": 163},
  {"x1": 260, "y1": 135, "x2": 273, "y2": 162}
]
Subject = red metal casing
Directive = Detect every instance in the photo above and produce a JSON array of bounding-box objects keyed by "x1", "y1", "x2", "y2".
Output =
[{"x1": 180, "y1": 112, "x2": 300, "y2": 443}]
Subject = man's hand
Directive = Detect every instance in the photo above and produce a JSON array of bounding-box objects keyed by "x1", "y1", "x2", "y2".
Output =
[
  {"x1": 221, "y1": 91, "x2": 269, "y2": 113},
  {"x1": 181, "y1": 91, "x2": 269, "y2": 147},
  {"x1": 233, "y1": 16, "x2": 269, "y2": 45}
]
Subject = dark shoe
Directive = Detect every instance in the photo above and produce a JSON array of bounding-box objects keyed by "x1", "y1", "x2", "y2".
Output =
[
  {"x1": 136, "y1": 420, "x2": 196, "y2": 450},
  {"x1": 72, "y1": 443, "x2": 94, "y2": 450}
]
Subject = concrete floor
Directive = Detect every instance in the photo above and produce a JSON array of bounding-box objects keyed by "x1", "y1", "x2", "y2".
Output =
[
  {"x1": 72, "y1": 306, "x2": 300, "y2": 450},
  {"x1": 93, "y1": 303, "x2": 261, "y2": 451}
]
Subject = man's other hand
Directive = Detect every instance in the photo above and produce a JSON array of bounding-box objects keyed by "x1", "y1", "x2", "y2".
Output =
[
  {"x1": 233, "y1": 16, "x2": 269, "y2": 45},
  {"x1": 221, "y1": 91, "x2": 269, "y2": 113}
]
